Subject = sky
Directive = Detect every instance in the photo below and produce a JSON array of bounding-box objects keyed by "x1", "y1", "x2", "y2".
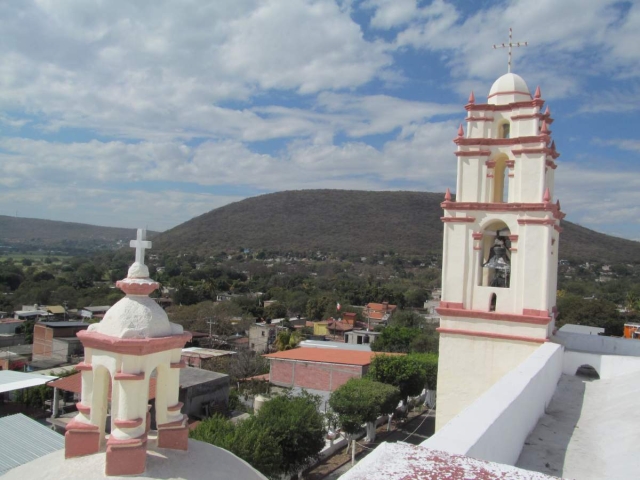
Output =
[{"x1": 0, "y1": 1, "x2": 639, "y2": 240}]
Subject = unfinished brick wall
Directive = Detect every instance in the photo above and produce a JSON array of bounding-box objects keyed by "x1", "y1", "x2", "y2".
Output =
[
  {"x1": 32, "y1": 324, "x2": 53, "y2": 356},
  {"x1": 269, "y1": 359, "x2": 364, "y2": 392}
]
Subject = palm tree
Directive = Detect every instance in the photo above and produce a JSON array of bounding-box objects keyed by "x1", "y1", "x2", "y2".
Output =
[{"x1": 275, "y1": 330, "x2": 301, "y2": 351}]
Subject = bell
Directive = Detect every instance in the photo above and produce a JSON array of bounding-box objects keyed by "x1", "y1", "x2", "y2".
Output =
[{"x1": 484, "y1": 245, "x2": 510, "y2": 271}]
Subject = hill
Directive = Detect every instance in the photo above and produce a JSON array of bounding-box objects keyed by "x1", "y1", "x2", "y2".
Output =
[
  {"x1": 153, "y1": 190, "x2": 640, "y2": 264},
  {"x1": 0, "y1": 215, "x2": 155, "y2": 249}
]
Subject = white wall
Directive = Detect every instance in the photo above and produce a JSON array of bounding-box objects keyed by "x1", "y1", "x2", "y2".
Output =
[
  {"x1": 424, "y1": 342, "x2": 563, "y2": 465},
  {"x1": 563, "y1": 350, "x2": 640, "y2": 379},
  {"x1": 555, "y1": 330, "x2": 640, "y2": 356}
]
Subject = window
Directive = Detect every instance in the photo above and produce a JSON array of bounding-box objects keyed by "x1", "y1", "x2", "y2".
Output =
[
  {"x1": 501, "y1": 123, "x2": 510, "y2": 139},
  {"x1": 489, "y1": 293, "x2": 497, "y2": 312},
  {"x1": 261, "y1": 331, "x2": 265, "y2": 337}
]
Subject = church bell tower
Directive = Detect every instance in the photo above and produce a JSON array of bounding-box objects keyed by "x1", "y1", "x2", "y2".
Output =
[{"x1": 435, "y1": 72, "x2": 563, "y2": 430}]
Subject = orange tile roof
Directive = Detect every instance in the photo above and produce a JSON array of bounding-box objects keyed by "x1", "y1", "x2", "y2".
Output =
[
  {"x1": 264, "y1": 348, "x2": 400, "y2": 366},
  {"x1": 366, "y1": 302, "x2": 397, "y2": 311},
  {"x1": 48, "y1": 372, "x2": 157, "y2": 400}
]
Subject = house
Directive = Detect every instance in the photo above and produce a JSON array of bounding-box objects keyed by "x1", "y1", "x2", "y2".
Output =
[
  {"x1": 181, "y1": 347, "x2": 236, "y2": 368},
  {"x1": 32, "y1": 321, "x2": 88, "y2": 364},
  {"x1": 248, "y1": 323, "x2": 280, "y2": 353},
  {"x1": 344, "y1": 329, "x2": 381, "y2": 346},
  {"x1": 78, "y1": 305, "x2": 110, "y2": 319},
  {"x1": 264, "y1": 348, "x2": 395, "y2": 394},
  {"x1": 363, "y1": 301, "x2": 397, "y2": 325}
]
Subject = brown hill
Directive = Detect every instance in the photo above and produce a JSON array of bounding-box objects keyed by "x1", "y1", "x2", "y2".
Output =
[
  {"x1": 0, "y1": 215, "x2": 155, "y2": 248},
  {"x1": 153, "y1": 190, "x2": 640, "y2": 263}
]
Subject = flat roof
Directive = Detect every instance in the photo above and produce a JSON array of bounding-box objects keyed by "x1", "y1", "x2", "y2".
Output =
[
  {"x1": 0, "y1": 371, "x2": 58, "y2": 393},
  {"x1": 38, "y1": 322, "x2": 89, "y2": 328},
  {"x1": 558, "y1": 324, "x2": 604, "y2": 335},
  {"x1": 0, "y1": 414, "x2": 64, "y2": 476},
  {"x1": 181, "y1": 347, "x2": 237, "y2": 358},
  {"x1": 517, "y1": 372, "x2": 640, "y2": 479},
  {"x1": 299, "y1": 340, "x2": 372, "y2": 352},
  {"x1": 264, "y1": 348, "x2": 398, "y2": 366}
]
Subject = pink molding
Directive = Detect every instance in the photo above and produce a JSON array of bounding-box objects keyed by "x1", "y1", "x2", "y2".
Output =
[
  {"x1": 474, "y1": 246, "x2": 482, "y2": 250},
  {"x1": 157, "y1": 426, "x2": 189, "y2": 451},
  {"x1": 158, "y1": 415, "x2": 188, "y2": 430},
  {"x1": 485, "y1": 160, "x2": 496, "y2": 168},
  {"x1": 508, "y1": 174, "x2": 515, "y2": 178},
  {"x1": 468, "y1": 91, "x2": 475, "y2": 104},
  {"x1": 487, "y1": 90, "x2": 532, "y2": 100},
  {"x1": 65, "y1": 426, "x2": 100, "y2": 459},
  {"x1": 505, "y1": 160, "x2": 515, "y2": 168},
  {"x1": 441, "y1": 217, "x2": 476, "y2": 223},
  {"x1": 167, "y1": 402, "x2": 184, "y2": 412},
  {"x1": 114, "y1": 418, "x2": 144, "y2": 429},
  {"x1": 436, "y1": 306, "x2": 552, "y2": 325},
  {"x1": 77, "y1": 330, "x2": 192, "y2": 356},
  {"x1": 437, "y1": 328, "x2": 547, "y2": 344},
  {"x1": 444, "y1": 188, "x2": 452, "y2": 201},
  {"x1": 454, "y1": 150, "x2": 492, "y2": 157},
  {"x1": 114, "y1": 372, "x2": 145, "y2": 381},
  {"x1": 554, "y1": 225, "x2": 563, "y2": 233},
  {"x1": 472, "y1": 232, "x2": 483, "y2": 240},
  {"x1": 116, "y1": 279, "x2": 160, "y2": 296},
  {"x1": 523, "y1": 308, "x2": 550, "y2": 317},
  {"x1": 546, "y1": 159, "x2": 558, "y2": 169},
  {"x1": 517, "y1": 218, "x2": 556, "y2": 226},
  {"x1": 465, "y1": 99, "x2": 544, "y2": 112},
  {"x1": 74, "y1": 362, "x2": 92, "y2": 371},
  {"x1": 439, "y1": 301, "x2": 464, "y2": 309},
  {"x1": 457, "y1": 124, "x2": 464, "y2": 137},
  {"x1": 466, "y1": 116, "x2": 495, "y2": 122},
  {"x1": 508, "y1": 235, "x2": 519, "y2": 241},
  {"x1": 509, "y1": 247, "x2": 518, "y2": 252},
  {"x1": 66, "y1": 419, "x2": 99, "y2": 432},
  {"x1": 486, "y1": 174, "x2": 494, "y2": 178},
  {"x1": 534, "y1": 86, "x2": 541, "y2": 99},
  {"x1": 106, "y1": 434, "x2": 148, "y2": 476},
  {"x1": 511, "y1": 113, "x2": 543, "y2": 121},
  {"x1": 455, "y1": 135, "x2": 545, "y2": 147},
  {"x1": 442, "y1": 202, "x2": 563, "y2": 219},
  {"x1": 76, "y1": 402, "x2": 91, "y2": 415},
  {"x1": 170, "y1": 361, "x2": 187, "y2": 369}
]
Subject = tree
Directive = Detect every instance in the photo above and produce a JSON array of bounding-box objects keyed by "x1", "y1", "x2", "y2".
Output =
[
  {"x1": 556, "y1": 294, "x2": 623, "y2": 336},
  {"x1": 367, "y1": 353, "x2": 438, "y2": 402},
  {"x1": 329, "y1": 378, "x2": 400, "y2": 448},
  {"x1": 227, "y1": 350, "x2": 269, "y2": 383},
  {"x1": 371, "y1": 325, "x2": 439, "y2": 354},
  {"x1": 253, "y1": 392, "x2": 325, "y2": 477},
  {"x1": 274, "y1": 330, "x2": 301, "y2": 351},
  {"x1": 390, "y1": 310, "x2": 424, "y2": 329},
  {"x1": 263, "y1": 302, "x2": 287, "y2": 319}
]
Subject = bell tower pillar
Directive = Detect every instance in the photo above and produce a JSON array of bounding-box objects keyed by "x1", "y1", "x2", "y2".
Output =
[{"x1": 435, "y1": 73, "x2": 563, "y2": 430}]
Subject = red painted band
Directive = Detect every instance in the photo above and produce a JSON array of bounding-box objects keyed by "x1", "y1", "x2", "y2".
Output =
[
  {"x1": 114, "y1": 372, "x2": 145, "y2": 381},
  {"x1": 441, "y1": 217, "x2": 476, "y2": 223},
  {"x1": 437, "y1": 327, "x2": 547, "y2": 344},
  {"x1": 517, "y1": 218, "x2": 556, "y2": 226},
  {"x1": 455, "y1": 135, "x2": 545, "y2": 147},
  {"x1": 114, "y1": 418, "x2": 144, "y2": 429},
  {"x1": 76, "y1": 402, "x2": 91, "y2": 415},
  {"x1": 436, "y1": 307, "x2": 552, "y2": 325},
  {"x1": 77, "y1": 330, "x2": 192, "y2": 356},
  {"x1": 454, "y1": 150, "x2": 492, "y2": 157},
  {"x1": 465, "y1": 99, "x2": 544, "y2": 112},
  {"x1": 75, "y1": 362, "x2": 92, "y2": 371}
]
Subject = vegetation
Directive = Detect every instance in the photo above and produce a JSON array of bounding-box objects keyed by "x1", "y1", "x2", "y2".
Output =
[
  {"x1": 329, "y1": 378, "x2": 400, "y2": 442},
  {"x1": 191, "y1": 392, "x2": 326, "y2": 479},
  {"x1": 153, "y1": 190, "x2": 640, "y2": 263},
  {"x1": 371, "y1": 324, "x2": 439, "y2": 354},
  {"x1": 367, "y1": 353, "x2": 438, "y2": 402}
]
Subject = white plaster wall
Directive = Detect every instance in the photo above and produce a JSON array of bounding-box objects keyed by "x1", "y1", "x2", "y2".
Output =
[
  {"x1": 555, "y1": 331, "x2": 640, "y2": 357},
  {"x1": 516, "y1": 153, "x2": 545, "y2": 203},
  {"x1": 435, "y1": 332, "x2": 541, "y2": 430},
  {"x1": 426, "y1": 342, "x2": 563, "y2": 465},
  {"x1": 439, "y1": 317, "x2": 548, "y2": 340},
  {"x1": 562, "y1": 350, "x2": 640, "y2": 379},
  {"x1": 441, "y1": 223, "x2": 469, "y2": 305}
]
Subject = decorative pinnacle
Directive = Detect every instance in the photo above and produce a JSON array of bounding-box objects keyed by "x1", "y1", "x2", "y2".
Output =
[
  {"x1": 468, "y1": 91, "x2": 475, "y2": 104},
  {"x1": 541, "y1": 121, "x2": 549, "y2": 134},
  {"x1": 457, "y1": 124, "x2": 464, "y2": 137},
  {"x1": 544, "y1": 106, "x2": 550, "y2": 116},
  {"x1": 551, "y1": 140, "x2": 556, "y2": 151},
  {"x1": 534, "y1": 86, "x2": 541, "y2": 99},
  {"x1": 543, "y1": 187, "x2": 551, "y2": 204},
  {"x1": 445, "y1": 188, "x2": 452, "y2": 201},
  {"x1": 556, "y1": 199, "x2": 561, "y2": 210}
]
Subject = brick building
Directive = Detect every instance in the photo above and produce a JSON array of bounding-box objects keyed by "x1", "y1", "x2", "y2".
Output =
[
  {"x1": 264, "y1": 348, "x2": 391, "y2": 393},
  {"x1": 32, "y1": 322, "x2": 88, "y2": 362}
]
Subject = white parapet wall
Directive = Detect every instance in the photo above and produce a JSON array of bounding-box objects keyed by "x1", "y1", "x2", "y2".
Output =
[{"x1": 422, "y1": 342, "x2": 563, "y2": 466}]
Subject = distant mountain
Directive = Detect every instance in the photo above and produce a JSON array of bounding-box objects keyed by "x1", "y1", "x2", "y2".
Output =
[
  {"x1": 153, "y1": 190, "x2": 640, "y2": 264},
  {"x1": 0, "y1": 215, "x2": 155, "y2": 249}
]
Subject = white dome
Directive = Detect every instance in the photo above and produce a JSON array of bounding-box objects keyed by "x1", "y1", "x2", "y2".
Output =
[
  {"x1": 488, "y1": 73, "x2": 531, "y2": 105},
  {"x1": 89, "y1": 295, "x2": 181, "y2": 339}
]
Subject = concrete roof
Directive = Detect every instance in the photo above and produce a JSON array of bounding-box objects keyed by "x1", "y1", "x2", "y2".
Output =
[
  {"x1": 340, "y1": 443, "x2": 559, "y2": 480},
  {"x1": 0, "y1": 414, "x2": 64, "y2": 476},
  {"x1": 264, "y1": 348, "x2": 399, "y2": 366},
  {"x1": 0, "y1": 371, "x2": 58, "y2": 393},
  {"x1": 181, "y1": 347, "x2": 237, "y2": 358},
  {"x1": 558, "y1": 324, "x2": 604, "y2": 335},
  {"x1": 1, "y1": 437, "x2": 266, "y2": 480},
  {"x1": 38, "y1": 321, "x2": 88, "y2": 328},
  {"x1": 179, "y1": 366, "x2": 228, "y2": 389},
  {"x1": 517, "y1": 372, "x2": 640, "y2": 479},
  {"x1": 299, "y1": 340, "x2": 372, "y2": 352}
]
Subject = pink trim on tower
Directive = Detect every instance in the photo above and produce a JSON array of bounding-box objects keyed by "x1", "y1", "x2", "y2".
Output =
[
  {"x1": 436, "y1": 305, "x2": 552, "y2": 325},
  {"x1": 505, "y1": 160, "x2": 515, "y2": 168},
  {"x1": 76, "y1": 402, "x2": 91, "y2": 415},
  {"x1": 441, "y1": 217, "x2": 476, "y2": 223},
  {"x1": 437, "y1": 328, "x2": 548, "y2": 344},
  {"x1": 517, "y1": 218, "x2": 556, "y2": 226},
  {"x1": 442, "y1": 201, "x2": 563, "y2": 218},
  {"x1": 114, "y1": 372, "x2": 145, "y2": 381},
  {"x1": 170, "y1": 361, "x2": 187, "y2": 369},
  {"x1": 466, "y1": 116, "x2": 495, "y2": 122},
  {"x1": 466, "y1": 99, "x2": 544, "y2": 112},
  {"x1": 77, "y1": 330, "x2": 192, "y2": 356},
  {"x1": 454, "y1": 150, "x2": 491, "y2": 157},
  {"x1": 168, "y1": 402, "x2": 184, "y2": 412},
  {"x1": 508, "y1": 235, "x2": 519, "y2": 241},
  {"x1": 485, "y1": 160, "x2": 496, "y2": 168},
  {"x1": 523, "y1": 308, "x2": 551, "y2": 317},
  {"x1": 114, "y1": 418, "x2": 144, "y2": 429},
  {"x1": 116, "y1": 280, "x2": 160, "y2": 296},
  {"x1": 455, "y1": 136, "x2": 545, "y2": 147},
  {"x1": 439, "y1": 301, "x2": 464, "y2": 309},
  {"x1": 74, "y1": 362, "x2": 92, "y2": 371},
  {"x1": 487, "y1": 90, "x2": 532, "y2": 100},
  {"x1": 472, "y1": 232, "x2": 483, "y2": 240}
]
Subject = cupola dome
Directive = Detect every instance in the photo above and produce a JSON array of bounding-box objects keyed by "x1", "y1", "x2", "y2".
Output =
[{"x1": 488, "y1": 73, "x2": 531, "y2": 105}]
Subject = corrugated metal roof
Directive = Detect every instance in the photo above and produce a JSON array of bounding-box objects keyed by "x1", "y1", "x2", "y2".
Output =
[
  {"x1": 0, "y1": 371, "x2": 58, "y2": 393},
  {"x1": 0, "y1": 414, "x2": 64, "y2": 476}
]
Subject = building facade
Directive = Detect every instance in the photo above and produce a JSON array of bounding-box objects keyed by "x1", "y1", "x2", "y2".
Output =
[{"x1": 435, "y1": 73, "x2": 563, "y2": 430}]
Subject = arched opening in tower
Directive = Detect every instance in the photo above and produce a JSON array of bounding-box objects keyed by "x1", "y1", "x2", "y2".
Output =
[
  {"x1": 492, "y1": 154, "x2": 509, "y2": 203},
  {"x1": 479, "y1": 221, "x2": 512, "y2": 288},
  {"x1": 575, "y1": 364, "x2": 600, "y2": 380}
]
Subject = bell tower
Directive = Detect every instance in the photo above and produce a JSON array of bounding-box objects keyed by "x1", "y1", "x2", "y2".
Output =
[{"x1": 435, "y1": 72, "x2": 564, "y2": 430}]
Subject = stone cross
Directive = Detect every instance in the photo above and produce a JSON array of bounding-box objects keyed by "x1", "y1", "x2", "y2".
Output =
[
  {"x1": 130, "y1": 228, "x2": 152, "y2": 265},
  {"x1": 493, "y1": 27, "x2": 528, "y2": 73}
]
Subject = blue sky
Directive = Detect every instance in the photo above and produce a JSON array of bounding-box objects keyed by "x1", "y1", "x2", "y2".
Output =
[{"x1": 0, "y1": 1, "x2": 639, "y2": 241}]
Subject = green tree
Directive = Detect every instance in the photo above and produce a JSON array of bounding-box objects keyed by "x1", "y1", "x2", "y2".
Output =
[
  {"x1": 556, "y1": 294, "x2": 623, "y2": 335},
  {"x1": 264, "y1": 302, "x2": 287, "y2": 319},
  {"x1": 274, "y1": 330, "x2": 300, "y2": 351},
  {"x1": 367, "y1": 353, "x2": 438, "y2": 402},
  {"x1": 389, "y1": 310, "x2": 424, "y2": 329},
  {"x1": 329, "y1": 378, "x2": 400, "y2": 446}
]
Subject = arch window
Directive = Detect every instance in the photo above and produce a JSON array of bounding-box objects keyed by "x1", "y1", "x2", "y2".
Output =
[
  {"x1": 499, "y1": 122, "x2": 510, "y2": 139},
  {"x1": 478, "y1": 223, "x2": 512, "y2": 289},
  {"x1": 491, "y1": 155, "x2": 509, "y2": 203}
]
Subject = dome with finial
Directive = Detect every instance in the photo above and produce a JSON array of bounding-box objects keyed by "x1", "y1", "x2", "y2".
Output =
[
  {"x1": 488, "y1": 73, "x2": 531, "y2": 106},
  {"x1": 87, "y1": 229, "x2": 182, "y2": 339}
]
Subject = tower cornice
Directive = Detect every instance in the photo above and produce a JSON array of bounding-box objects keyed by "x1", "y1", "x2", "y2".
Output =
[
  {"x1": 465, "y1": 99, "x2": 544, "y2": 112},
  {"x1": 454, "y1": 135, "x2": 548, "y2": 147},
  {"x1": 441, "y1": 201, "x2": 565, "y2": 219}
]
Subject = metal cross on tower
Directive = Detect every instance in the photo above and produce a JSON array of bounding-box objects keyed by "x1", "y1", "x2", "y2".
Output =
[
  {"x1": 130, "y1": 228, "x2": 152, "y2": 264},
  {"x1": 493, "y1": 27, "x2": 528, "y2": 73}
]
